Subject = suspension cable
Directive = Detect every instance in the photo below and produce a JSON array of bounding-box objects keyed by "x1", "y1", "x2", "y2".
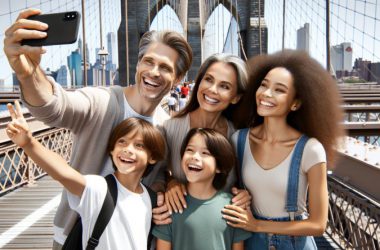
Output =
[
  {"x1": 235, "y1": 0, "x2": 248, "y2": 60},
  {"x1": 258, "y1": 0, "x2": 262, "y2": 54},
  {"x1": 199, "y1": 0, "x2": 203, "y2": 61}
]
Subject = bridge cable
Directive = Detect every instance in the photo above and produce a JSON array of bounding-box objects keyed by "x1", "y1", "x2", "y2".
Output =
[
  {"x1": 156, "y1": 0, "x2": 159, "y2": 30},
  {"x1": 234, "y1": 0, "x2": 248, "y2": 60},
  {"x1": 221, "y1": 0, "x2": 224, "y2": 53},
  {"x1": 258, "y1": 0, "x2": 262, "y2": 54},
  {"x1": 148, "y1": 0, "x2": 150, "y2": 29},
  {"x1": 230, "y1": 0, "x2": 233, "y2": 54},
  {"x1": 199, "y1": 0, "x2": 204, "y2": 62}
]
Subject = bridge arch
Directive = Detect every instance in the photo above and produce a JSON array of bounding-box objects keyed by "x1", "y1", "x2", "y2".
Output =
[
  {"x1": 118, "y1": 0, "x2": 267, "y2": 85},
  {"x1": 202, "y1": 3, "x2": 241, "y2": 60}
]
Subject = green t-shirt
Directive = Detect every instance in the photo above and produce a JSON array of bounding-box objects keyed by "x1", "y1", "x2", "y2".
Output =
[{"x1": 153, "y1": 191, "x2": 252, "y2": 250}]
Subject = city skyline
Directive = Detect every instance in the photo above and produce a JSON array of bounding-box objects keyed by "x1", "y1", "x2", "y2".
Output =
[
  {"x1": 0, "y1": 0, "x2": 121, "y2": 87},
  {"x1": 265, "y1": 0, "x2": 380, "y2": 69}
]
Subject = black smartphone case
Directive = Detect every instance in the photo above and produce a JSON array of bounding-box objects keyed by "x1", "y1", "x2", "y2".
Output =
[{"x1": 22, "y1": 11, "x2": 81, "y2": 46}]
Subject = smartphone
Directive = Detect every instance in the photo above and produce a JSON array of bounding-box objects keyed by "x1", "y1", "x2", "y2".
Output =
[{"x1": 22, "y1": 11, "x2": 81, "y2": 46}]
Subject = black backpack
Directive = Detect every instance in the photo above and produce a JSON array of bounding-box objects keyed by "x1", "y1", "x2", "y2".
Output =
[{"x1": 62, "y1": 174, "x2": 157, "y2": 250}]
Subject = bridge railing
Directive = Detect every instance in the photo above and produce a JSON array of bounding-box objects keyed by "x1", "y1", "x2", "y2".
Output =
[
  {"x1": 0, "y1": 128, "x2": 72, "y2": 196},
  {"x1": 327, "y1": 175, "x2": 380, "y2": 250}
]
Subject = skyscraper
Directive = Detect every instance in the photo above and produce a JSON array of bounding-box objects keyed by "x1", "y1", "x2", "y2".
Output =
[
  {"x1": 67, "y1": 50, "x2": 82, "y2": 87},
  {"x1": 107, "y1": 32, "x2": 118, "y2": 67},
  {"x1": 369, "y1": 63, "x2": 380, "y2": 83},
  {"x1": 297, "y1": 23, "x2": 310, "y2": 53},
  {"x1": 331, "y1": 42, "x2": 353, "y2": 72},
  {"x1": 78, "y1": 38, "x2": 83, "y2": 56},
  {"x1": 354, "y1": 58, "x2": 371, "y2": 81},
  {"x1": 56, "y1": 65, "x2": 72, "y2": 87}
]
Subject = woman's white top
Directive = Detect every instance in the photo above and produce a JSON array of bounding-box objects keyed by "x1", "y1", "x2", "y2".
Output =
[{"x1": 231, "y1": 132, "x2": 326, "y2": 218}]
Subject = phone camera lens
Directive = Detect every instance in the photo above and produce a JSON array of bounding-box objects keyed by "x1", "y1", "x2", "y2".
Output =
[{"x1": 64, "y1": 12, "x2": 76, "y2": 21}]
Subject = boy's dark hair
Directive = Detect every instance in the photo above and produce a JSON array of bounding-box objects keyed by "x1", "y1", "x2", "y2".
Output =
[
  {"x1": 107, "y1": 117, "x2": 166, "y2": 177},
  {"x1": 180, "y1": 128, "x2": 235, "y2": 190}
]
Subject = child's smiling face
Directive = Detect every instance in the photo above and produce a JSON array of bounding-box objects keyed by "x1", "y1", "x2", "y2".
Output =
[
  {"x1": 110, "y1": 129, "x2": 155, "y2": 175},
  {"x1": 181, "y1": 133, "x2": 220, "y2": 185}
]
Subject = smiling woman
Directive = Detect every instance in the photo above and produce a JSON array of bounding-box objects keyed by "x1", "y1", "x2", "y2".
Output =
[{"x1": 224, "y1": 50, "x2": 345, "y2": 250}]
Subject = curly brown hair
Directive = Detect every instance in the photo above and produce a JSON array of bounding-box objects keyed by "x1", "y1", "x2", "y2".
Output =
[{"x1": 234, "y1": 50, "x2": 345, "y2": 166}]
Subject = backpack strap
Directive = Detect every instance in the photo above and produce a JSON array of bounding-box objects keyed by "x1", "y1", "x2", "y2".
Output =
[
  {"x1": 86, "y1": 174, "x2": 118, "y2": 250},
  {"x1": 145, "y1": 186, "x2": 157, "y2": 250},
  {"x1": 237, "y1": 128, "x2": 249, "y2": 189},
  {"x1": 285, "y1": 135, "x2": 309, "y2": 220}
]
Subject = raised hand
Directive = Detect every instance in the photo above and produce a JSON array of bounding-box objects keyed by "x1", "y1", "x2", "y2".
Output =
[
  {"x1": 6, "y1": 101, "x2": 32, "y2": 147},
  {"x1": 3, "y1": 8, "x2": 47, "y2": 80}
]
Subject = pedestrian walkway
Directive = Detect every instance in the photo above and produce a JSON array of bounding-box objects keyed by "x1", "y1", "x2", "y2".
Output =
[{"x1": 0, "y1": 176, "x2": 62, "y2": 249}]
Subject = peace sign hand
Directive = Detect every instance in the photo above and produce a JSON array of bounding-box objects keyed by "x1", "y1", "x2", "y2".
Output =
[{"x1": 6, "y1": 101, "x2": 32, "y2": 147}]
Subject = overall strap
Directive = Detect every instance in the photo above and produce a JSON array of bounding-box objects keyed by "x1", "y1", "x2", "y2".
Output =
[
  {"x1": 285, "y1": 135, "x2": 309, "y2": 220},
  {"x1": 86, "y1": 174, "x2": 118, "y2": 250},
  {"x1": 237, "y1": 128, "x2": 249, "y2": 189}
]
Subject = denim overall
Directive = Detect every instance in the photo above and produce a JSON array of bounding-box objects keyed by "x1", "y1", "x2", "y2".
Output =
[{"x1": 237, "y1": 128, "x2": 318, "y2": 250}]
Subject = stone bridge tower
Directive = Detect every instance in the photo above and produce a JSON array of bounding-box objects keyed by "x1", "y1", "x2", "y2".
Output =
[{"x1": 118, "y1": 0, "x2": 267, "y2": 85}]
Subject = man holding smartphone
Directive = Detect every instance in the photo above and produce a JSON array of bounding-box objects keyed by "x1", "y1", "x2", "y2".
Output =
[{"x1": 4, "y1": 8, "x2": 192, "y2": 249}]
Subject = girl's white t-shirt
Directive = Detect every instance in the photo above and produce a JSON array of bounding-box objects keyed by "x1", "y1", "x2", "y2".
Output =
[{"x1": 231, "y1": 132, "x2": 326, "y2": 218}]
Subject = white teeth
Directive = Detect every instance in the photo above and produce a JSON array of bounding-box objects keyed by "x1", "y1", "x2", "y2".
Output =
[
  {"x1": 119, "y1": 156, "x2": 134, "y2": 163},
  {"x1": 204, "y1": 95, "x2": 218, "y2": 104},
  {"x1": 260, "y1": 101, "x2": 274, "y2": 107},
  {"x1": 144, "y1": 78, "x2": 159, "y2": 87},
  {"x1": 188, "y1": 164, "x2": 202, "y2": 171}
]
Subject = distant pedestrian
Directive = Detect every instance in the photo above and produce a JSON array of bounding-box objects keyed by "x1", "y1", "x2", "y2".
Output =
[
  {"x1": 178, "y1": 94, "x2": 187, "y2": 110},
  {"x1": 181, "y1": 82, "x2": 190, "y2": 98},
  {"x1": 176, "y1": 84, "x2": 182, "y2": 94},
  {"x1": 167, "y1": 93, "x2": 177, "y2": 115}
]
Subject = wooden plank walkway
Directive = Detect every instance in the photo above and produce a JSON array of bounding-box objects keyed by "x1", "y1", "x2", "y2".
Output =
[{"x1": 0, "y1": 175, "x2": 62, "y2": 249}]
